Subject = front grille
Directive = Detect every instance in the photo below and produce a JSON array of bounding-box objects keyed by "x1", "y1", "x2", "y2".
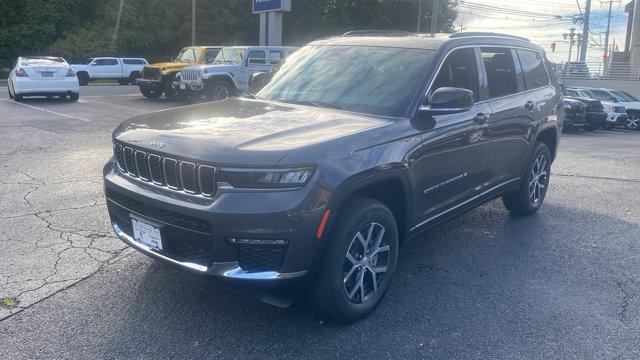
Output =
[
  {"x1": 237, "y1": 244, "x2": 287, "y2": 272},
  {"x1": 106, "y1": 189, "x2": 212, "y2": 234},
  {"x1": 113, "y1": 142, "x2": 217, "y2": 197},
  {"x1": 181, "y1": 68, "x2": 201, "y2": 82},
  {"x1": 614, "y1": 106, "x2": 625, "y2": 113},
  {"x1": 142, "y1": 67, "x2": 160, "y2": 80}
]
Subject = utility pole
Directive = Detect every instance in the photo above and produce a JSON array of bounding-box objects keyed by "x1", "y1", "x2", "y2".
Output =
[
  {"x1": 192, "y1": 0, "x2": 196, "y2": 46},
  {"x1": 576, "y1": 34, "x2": 583, "y2": 61},
  {"x1": 602, "y1": 0, "x2": 621, "y2": 61},
  {"x1": 563, "y1": 27, "x2": 577, "y2": 63},
  {"x1": 430, "y1": 0, "x2": 440, "y2": 37},
  {"x1": 417, "y1": 0, "x2": 423, "y2": 33},
  {"x1": 579, "y1": 0, "x2": 591, "y2": 62}
]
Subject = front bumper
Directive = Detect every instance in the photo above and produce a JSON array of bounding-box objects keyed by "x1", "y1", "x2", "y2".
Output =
[
  {"x1": 136, "y1": 78, "x2": 163, "y2": 89},
  {"x1": 585, "y1": 112, "x2": 608, "y2": 126},
  {"x1": 103, "y1": 160, "x2": 327, "y2": 283},
  {"x1": 177, "y1": 80, "x2": 204, "y2": 92},
  {"x1": 610, "y1": 113, "x2": 628, "y2": 125},
  {"x1": 13, "y1": 77, "x2": 79, "y2": 95},
  {"x1": 564, "y1": 113, "x2": 587, "y2": 127}
]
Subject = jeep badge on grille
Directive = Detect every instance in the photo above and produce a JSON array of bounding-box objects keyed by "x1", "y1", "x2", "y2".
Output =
[{"x1": 150, "y1": 139, "x2": 165, "y2": 148}]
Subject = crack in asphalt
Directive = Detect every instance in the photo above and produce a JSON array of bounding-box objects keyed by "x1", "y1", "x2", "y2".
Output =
[
  {"x1": 554, "y1": 173, "x2": 640, "y2": 184},
  {"x1": 617, "y1": 281, "x2": 636, "y2": 322}
]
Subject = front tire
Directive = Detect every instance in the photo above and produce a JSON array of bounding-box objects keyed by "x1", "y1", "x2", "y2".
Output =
[
  {"x1": 310, "y1": 197, "x2": 398, "y2": 323},
  {"x1": 503, "y1": 142, "x2": 552, "y2": 215},
  {"x1": 205, "y1": 79, "x2": 233, "y2": 101},
  {"x1": 625, "y1": 113, "x2": 640, "y2": 130},
  {"x1": 140, "y1": 87, "x2": 162, "y2": 99},
  {"x1": 163, "y1": 76, "x2": 178, "y2": 101}
]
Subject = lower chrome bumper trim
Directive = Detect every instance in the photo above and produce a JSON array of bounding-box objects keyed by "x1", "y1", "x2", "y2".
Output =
[{"x1": 112, "y1": 223, "x2": 307, "y2": 280}]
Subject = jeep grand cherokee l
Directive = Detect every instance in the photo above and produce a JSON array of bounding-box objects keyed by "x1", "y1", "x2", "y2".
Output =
[{"x1": 104, "y1": 31, "x2": 562, "y2": 323}]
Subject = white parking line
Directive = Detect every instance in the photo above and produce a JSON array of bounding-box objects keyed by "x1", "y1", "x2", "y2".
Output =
[{"x1": 0, "y1": 98, "x2": 91, "y2": 122}]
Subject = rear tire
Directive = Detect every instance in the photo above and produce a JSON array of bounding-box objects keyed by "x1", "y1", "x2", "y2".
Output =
[
  {"x1": 69, "y1": 93, "x2": 79, "y2": 101},
  {"x1": 8, "y1": 85, "x2": 14, "y2": 99},
  {"x1": 77, "y1": 72, "x2": 89, "y2": 86},
  {"x1": 309, "y1": 197, "x2": 398, "y2": 323},
  {"x1": 14, "y1": 94, "x2": 23, "y2": 101},
  {"x1": 128, "y1": 71, "x2": 140, "y2": 85},
  {"x1": 503, "y1": 142, "x2": 551, "y2": 215},
  {"x1": 140, "y1": 87, "x2": 162, "y2": 99},
  {"x1": 118, "y1": 78, "x2": 129, "y2": 85}
]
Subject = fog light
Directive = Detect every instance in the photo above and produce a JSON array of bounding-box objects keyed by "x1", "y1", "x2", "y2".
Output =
[{"x1": 229, "y1": 238, "x2": 288, "y2": 245}]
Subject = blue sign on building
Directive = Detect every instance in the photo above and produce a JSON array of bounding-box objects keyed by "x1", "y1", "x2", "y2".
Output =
[{"x1": 253, "y1": 0, "x2": 290, "y2": 14}]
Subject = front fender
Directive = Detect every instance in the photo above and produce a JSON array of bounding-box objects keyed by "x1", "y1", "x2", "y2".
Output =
[{"x1": 202, "y1": 73, "x2": 238, "y2": 90}]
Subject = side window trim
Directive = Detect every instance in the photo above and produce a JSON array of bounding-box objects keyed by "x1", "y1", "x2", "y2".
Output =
[{"x1": 512, "y1": 48, "x2": 527, "y2": 92}]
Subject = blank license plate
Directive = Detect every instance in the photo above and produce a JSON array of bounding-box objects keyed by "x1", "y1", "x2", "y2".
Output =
[
  {"x1": 40, "y1": 72, "x2": 54, "y2": 77},
  {"x1": 131, "y1": 217, "x2": 163, "y2": 251}
]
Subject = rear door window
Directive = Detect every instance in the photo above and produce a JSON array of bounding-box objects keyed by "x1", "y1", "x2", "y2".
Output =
[
  {"x1": 122, "y1": 59, "x2": 145, "y2": 65},
  {"x1": 95, "y1": 59, "x2": 118, "y2": 66},
  {"x1": 269, "y1": 50, "x2": 285, "y2": 64},
  {"x1": 431, "y1": 47, "x2": 480, "y2": 101},
  {"x1": 481, "y1": 47, "x2": 519, "y2": 98},
  {"x1": 516, "y1": 50, "x2": 549, "y2": 89},
  {"x1": 248, "y1": 50, "x2": 266, "y2": 64}
]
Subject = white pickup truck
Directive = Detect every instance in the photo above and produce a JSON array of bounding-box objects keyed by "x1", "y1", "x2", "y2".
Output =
[{"x1": 71, "y1": 57, "x2": 148, "y2": 86}]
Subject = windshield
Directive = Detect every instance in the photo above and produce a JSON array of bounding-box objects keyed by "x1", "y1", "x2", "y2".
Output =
[
  {"x1": 213, "y1": 48, "x2": 244, "y2": 64},
  {"x1": 611, "y1": 90, "x2": 636, "y2": 102},
  {"x1": 175, "y1": 48, "x2": 201, "y2": 63},
  {"x1": 588, "y1": 89, "x2": 618, "y2": 102},
  {"x1": 257, "y1": 45, "x2": 435, "y2": 117}
]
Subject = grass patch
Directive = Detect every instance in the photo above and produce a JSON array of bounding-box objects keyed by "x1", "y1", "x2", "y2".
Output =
[{"x1": 1, "y1": 296, "x2": 18, "y2": 309}]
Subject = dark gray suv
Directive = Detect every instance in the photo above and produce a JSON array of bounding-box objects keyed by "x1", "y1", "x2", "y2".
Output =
[{"x1": 104, "y1": 32, "x2": 563, "y2": 323}]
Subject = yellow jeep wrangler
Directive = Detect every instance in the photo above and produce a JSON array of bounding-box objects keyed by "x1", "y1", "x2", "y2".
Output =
[{"x1": 137, "y1": 46, "x2": 221, "y2": 100}]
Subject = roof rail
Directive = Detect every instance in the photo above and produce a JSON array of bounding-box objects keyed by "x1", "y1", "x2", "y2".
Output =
[
  {"x1": 342, "y1": 30, "x2": 414, "y2": 37},
  {"x1": 449, "y1": 32, "x2": 530, "y2": 42}
]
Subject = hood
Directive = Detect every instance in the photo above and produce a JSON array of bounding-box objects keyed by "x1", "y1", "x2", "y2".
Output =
[
  {"x1": 146, "y1": 61, "x2": 192, "y2": 72},
  {"x1": 185, "y1": 64, "x2": 238, "y2": 73},
  {"x1": 113, "y1": 98, "x2": 389, "y2": 166},
  {"x1": 615, "y1": 101, "x2": 640, "y2": 110}
]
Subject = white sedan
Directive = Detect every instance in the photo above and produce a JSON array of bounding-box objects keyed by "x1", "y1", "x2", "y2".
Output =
[{"x1": 7, "y1": 56, "x2": 80, "y2": 101}]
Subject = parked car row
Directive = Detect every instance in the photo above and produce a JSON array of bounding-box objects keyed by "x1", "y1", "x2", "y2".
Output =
[
  {"x1": 134, "y1": 45, "x2": 296, "y2": 101},
  {"x1": 561, "y1": 85, "x2": 640, "y2": 131}
]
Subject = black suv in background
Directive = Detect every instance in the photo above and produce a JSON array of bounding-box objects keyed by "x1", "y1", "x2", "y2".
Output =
[{"x1": 104, "y1": 32, "x2": 562, "y2": 323}]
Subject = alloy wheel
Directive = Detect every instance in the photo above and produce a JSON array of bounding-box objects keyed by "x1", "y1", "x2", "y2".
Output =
[
  {"x1": 529, "y1": 154, "x2": 548, "y2": 204},
  {"x1": 343, "y1": 222, "x2": 390, "y2": 304},
  {"x1": 211, "y1": 84, "x2": 229, "y2": 101},
  {"x1": 626, "y1": 114, "x2": 639, "y2": 130}
]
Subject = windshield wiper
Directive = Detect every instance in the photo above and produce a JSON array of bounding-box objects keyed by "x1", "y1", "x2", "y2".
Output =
[{"x1": 275, "y1": 99, "x2": 343, "y2": 110}]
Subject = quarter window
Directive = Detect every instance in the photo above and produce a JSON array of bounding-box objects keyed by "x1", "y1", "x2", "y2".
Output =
[
  {"x1": 269, "y1": 50, "x2": 285, "y2": 64},
  {"x1": 431, "y1": 48, "x2": 479, "y2": 101},
  {"x1": 517, "y1": 50, "x2": 549, "y2": 89},
  {"x1": 481, "y1": 48, "x2": 519, "y2": 98}
]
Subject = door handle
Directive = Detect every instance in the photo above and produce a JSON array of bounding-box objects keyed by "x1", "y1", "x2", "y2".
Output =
[
  {"x1": 525, "y1": 100, "x2": 536, "y2": 111},
  {"x1": 473, "y1": 112, "x2": 490, "y2": 124}
]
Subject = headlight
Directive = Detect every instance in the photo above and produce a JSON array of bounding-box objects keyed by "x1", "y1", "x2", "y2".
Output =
[
  {"x1": 606, "y1": 104, "x2": 614, "y2": 111},
  {"x1": 221, "y1": 167, "x2": 314, "y2": 189}
]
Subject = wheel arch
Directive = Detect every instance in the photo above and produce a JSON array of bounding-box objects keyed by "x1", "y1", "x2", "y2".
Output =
[
  {"x1": 325, "y1": 169, "x2": 413, "y2": 245},
  {"x1": 535, "y1": 125, "x2": 559, "y2": 162},
  {"x1": 203, "y1": 73, "x2": 238, "y2": 93}
]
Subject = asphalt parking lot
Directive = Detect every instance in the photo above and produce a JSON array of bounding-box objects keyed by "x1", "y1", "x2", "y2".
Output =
[{"x1": 1, "y1": 84, "x2": 640, "y2": 359}]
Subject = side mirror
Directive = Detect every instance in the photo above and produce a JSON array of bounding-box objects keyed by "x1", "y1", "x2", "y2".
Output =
[{"x1": 419, "y1": 87, "x2": 474, "y2": 116}]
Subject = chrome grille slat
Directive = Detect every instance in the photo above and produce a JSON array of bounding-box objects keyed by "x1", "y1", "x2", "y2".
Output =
[
  {"x1": 112, "y1": 143, "x2": 216, "y2": 197},
  {"x1": 182, "y1": 68, "x2": 201, "y2": 82}
]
